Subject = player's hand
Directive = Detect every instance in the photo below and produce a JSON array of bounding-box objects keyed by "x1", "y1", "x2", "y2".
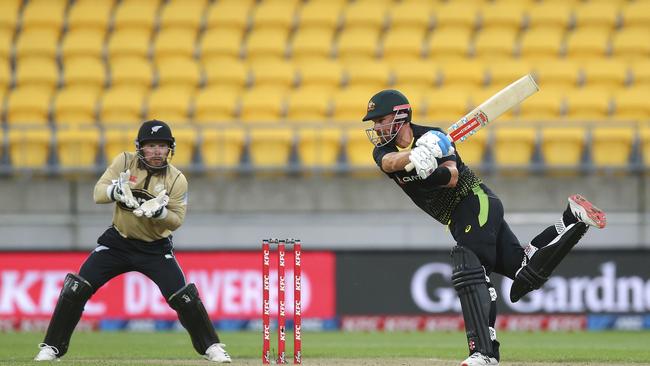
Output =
[
  {"x1": 110, "y1": 169, "x2": 140, "y2": 208},
  {"x1": 409, "y1": 146, "x2": 438, "y2": 179},
  {"x1": 134, "y1": 190, "x2": 169, "y2": 218},
  {"x1": 416, "y1": 131, "x2": 455, "y2": 158}
]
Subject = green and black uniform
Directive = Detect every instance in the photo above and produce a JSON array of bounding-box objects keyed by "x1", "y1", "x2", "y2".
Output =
[{"x1": 373, "y1": 123, "x2": 524, "y2": 277}]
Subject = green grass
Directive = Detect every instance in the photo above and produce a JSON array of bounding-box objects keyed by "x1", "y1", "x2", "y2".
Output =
[{"x1": 1, "y1": 331, "x2": 649, "y2": 365}]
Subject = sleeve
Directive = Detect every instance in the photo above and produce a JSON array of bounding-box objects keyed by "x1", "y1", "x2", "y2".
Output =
[
  {"x1": 93, "y1": 153, "x2": 128, "y2": 204},
  {"x1": 154, "y1": 173, "x2": 188, "y2": 231},
  {"x1": 372, "y1": 145, "x2": 397, "y2": 168}
]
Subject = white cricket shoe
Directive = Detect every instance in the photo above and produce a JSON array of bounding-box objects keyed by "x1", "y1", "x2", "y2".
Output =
[
  {"x1": 568, "y1": 194, "x2": 606, "y2": 229},
  {"x1": 204, "y1": 343, "x2": 232, "y2": 363},
  {"x1": 461, "y1": 352, "x2": 499, "y2": 366},
  {"x1": 34, "y1": 343, "x2": 60, "y2": 361}
]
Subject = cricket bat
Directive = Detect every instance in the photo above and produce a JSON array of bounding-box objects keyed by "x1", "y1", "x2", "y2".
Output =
[{"x1": 405, "y1": 74, "x2": 539, "y2": 172}]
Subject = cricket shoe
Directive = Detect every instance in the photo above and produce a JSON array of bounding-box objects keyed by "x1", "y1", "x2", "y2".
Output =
[
  {"x1": 461, "y1": 352, "x2": 499, "y2": 366},
  {"x1": 34, "y1": 343, "x2": 60, "y2": 362},
  {"x1": 568, "y1": 194, "x2": 606, "y2": 229},
  {"x1": 204, "y1": 343, "x2": 232, "y2": 363}
]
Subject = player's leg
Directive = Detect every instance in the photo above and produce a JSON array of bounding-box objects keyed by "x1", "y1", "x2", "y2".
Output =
[
  {"x1": 138, "y1": 250, "x2": 231, "y2": 363},
  {"x1": 509, "y1": 194, "x2": 606, "y2": 302},
  {"x1": 35, "y1": 246, "x2": 129, "y2": 361}
]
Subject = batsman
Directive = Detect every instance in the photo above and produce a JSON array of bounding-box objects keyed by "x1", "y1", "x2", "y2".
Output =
[
  {"x1": 34, "y1": 120, "x2": 231, "y2": 363},
  {"x1": 363, "y1": 90, "x2": 606, "y2": 366}
]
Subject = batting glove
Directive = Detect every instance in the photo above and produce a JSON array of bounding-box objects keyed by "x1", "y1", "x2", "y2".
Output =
[
  {"x1": 416, "y1": 131, "x2": 455, "y2": 158},
  {"x1": 110, "y1": 169, "x2": 140, "y2": 209},
  {"x1": 133, "y1": 190, "x2": 169, "y2": 219},
  {"x1": 409, "y1": 146, "x2": 438, "y2": 179}
]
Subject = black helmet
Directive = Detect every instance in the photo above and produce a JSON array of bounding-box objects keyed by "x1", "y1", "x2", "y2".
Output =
[
  {"x1": 362, "y1": 90, "x2": 412, "y2": 147},
  {"x1": 135, "y1": 119, "x2": 175, "y2": 170}
]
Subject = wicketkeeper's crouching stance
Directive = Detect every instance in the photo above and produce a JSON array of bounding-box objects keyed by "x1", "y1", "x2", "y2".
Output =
[
  {"x1": 35, "y1": 120, "x2": 231, "y2": 363},
  {"x1": 363, "y1": 90, "x2": 606, "y2": 366}
]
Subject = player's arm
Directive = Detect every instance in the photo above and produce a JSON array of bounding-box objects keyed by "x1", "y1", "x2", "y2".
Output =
[
  {"x1": 439, "y1": 160, "x2": 459, "y2": 188},
  {"x1": 381, "y1": 151, "x2": 412, "y2": 173},
  {"x1": 93, "y1": 153, "x2": 127, "y2": 204}
]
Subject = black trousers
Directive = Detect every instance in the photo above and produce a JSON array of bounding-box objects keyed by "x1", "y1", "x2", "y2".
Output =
[
  {"x1": 79, "y1": 228, "x2": 185, "y2": 300},
  {"x1": 449, "y1": 183, "x2": 525, "y2": 279}
]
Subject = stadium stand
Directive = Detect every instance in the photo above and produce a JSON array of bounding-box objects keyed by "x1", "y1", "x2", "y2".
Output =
[
  {"x1": 200, "y1": 127, "x2": 246, "y2": 169},
  {"x1": 249, "y1": 127, "x2": 294, "y2": 168},
  {"x1": 56, "y1": 127, "x2": 100, "y2": 169}
]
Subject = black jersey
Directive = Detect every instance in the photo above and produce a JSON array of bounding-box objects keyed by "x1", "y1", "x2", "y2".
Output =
[{"x1": 373, "y1": 123, "x2": 482, "y2": 224}]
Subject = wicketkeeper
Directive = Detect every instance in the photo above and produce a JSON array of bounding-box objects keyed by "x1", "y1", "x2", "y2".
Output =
[
  {"x1": 363, "y1": 90, "x2": 606, "y2": 366},
  {"x1": 35, "y1": 120, "x2": 231, "y2": 363}
]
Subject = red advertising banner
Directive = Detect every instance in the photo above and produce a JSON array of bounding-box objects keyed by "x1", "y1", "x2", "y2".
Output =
[{"x1": 0, "y1": 251, "x2": 335, "y2": 320}]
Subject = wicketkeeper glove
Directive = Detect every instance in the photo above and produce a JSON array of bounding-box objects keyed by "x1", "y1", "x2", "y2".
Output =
[
  {"x1": 416, "y1": 131, "x2": 455, "y2": 158},
  {"x1": 133, "y1": 190, "x2": 169, "y2": 219},
  {"x1": 110, "y1": 169, "x2": 140, "y2": 209},
  {"x1": 409, "y1": 146, "x2": 438, "y2": 180}
]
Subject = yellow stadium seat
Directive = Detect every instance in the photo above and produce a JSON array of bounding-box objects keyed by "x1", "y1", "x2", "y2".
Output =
[
  {"x1": 434, "y1": 3, "x2": 478, "y2": 32},
  {"x1": 424, "y1": 88, "x2": 471, "y2": 122},
  {"x1": 632, "y1": 60, "x2": 650, "y2": 87},
  {"x1": 14, "y1": 58, "x2": 58, "y2": 90},
  {"x1": 613, "y1": 87, "x2": 650, "y2": 121},
  {"x1": 66, "y1": 1, "x2": 112, "y2": 36},
  {"x1": 112, "y1": 1, "x2": 159, "y2": 33},
  {"x1": 297, "y1": 127, "x2": 342, "y2": 168},
  {"x1": 0, "y1": 87, "x2": 6, "y2": 117},
  {"x1": 249, "y1": 127, "x2": 294, "y2": 168},
  {"x1": 382, "y1": 29, "x2": 426, "y2": 65},
  {"x1": 63, "y1": 57, "x2": 106, "y2": 93},
  {"x1": 493, "y1": 127, "x2": 537, "y2": 167},
  {"x1": 591, "y1": 127, "x2": 634, "y2": 168},
  {"x1": 250, "y1": 61, "x2": 296, "y2": 91},
  {"x1": 8, "y1": 127, "x2": 51, "y2": 169},
  {"x1": 518, "y1": 89, "x2": 564, "y2": 121},
  {"x1": 392, "y1": 60, "x2": 438, "y2": 97},
  {"x1": 0, "y1": 1, "x2": 20, "y2": 34},
  {"x1": 612, "y1": 29, "x2": 650, "y2": 62},
  {"x1": 344, "y1": 127, "x2": 376, "y2": 169},
  {"x1": 332, "y1": 86, "x2": 377, "y2": 123},
  {"x1": 297, "y1": 2, "x2": 342, "y2": 34},
  {"x1": 200, "y1": 28, "x2": 243, "y2": 61},
  {"x1": 193, "y1": 87, "x2": 239, "y2": 124},
  {"x1": 153, "y1": 29, "x2": 197, "y2": 62},
  {"x1": 252, "y1": 2, "x2": 297, "y2": 33},
  {"x1": 640, "y1": 128, "x2": 650, "y2": 167},
  {"x1": 540, "y1": 127, "x2": 586, "y2": 168},
  {"x1": 100, "y1": 87, "x2": 145, "y2": 125},
  {"x1": 479, "y1": 3, "x2": 524, "y2": 32},
  {"x1": 439, "y1": 61, "x2": 486, "y2": 89},
  {"x1": 245, "y1": 29, "x2": 288, "y2": 63},
  {"x1": 167, "y1": 125, "x2": 197, "y2": 168},
  {"x1": 6, "y1": 87, "x2": 52, "y2": 125},
  {"x1": 297, "y1": 60, "x2": 343, "y2": 92},
  {"x1": 533, "y1": 60, "x2": 580, "y2": 90},
  {"x1": 473, "y1": 29, "x2": 517, "y2": 59},
  {"x1": 565, "y1": 29, "x2": 610, "y2": 60},
  {"x1": 240, "y1": 87, "x2": 286, "y2": 123},
  {"x1": 158, "y1": 1, "x2": 204, "y2": 32},
  {"x1": 0, "y1": 30, "x2": 11, "y2": 62},
  {"x1": 574, "y1": 2, "x2": 620, "y2": 32},
  {"x1": 15, "y1": 29, "x2": 58, "y2": 61},
  {"x1": 341, "y1": 2, "x2": 387, "y2": 33},
  {"x1": 53, "y1": 87, "x2": 98, "y2": 127},
  {"x1": 427, "y1": 28, "x2": 471, "y2": 60},
  {"x1": 336, "y1": 29, "x2": 380, "y2": 64},
  {"x1": 389, "y1": 2, "x2": 433, "y2": 33},
  {"x1": 21, "y1": 1, "x2": 65, "y2": 33},
  {"x1": 103, "y1": 127, "x2": 139, "y2": 159},
  {"x1": 156, "y1": 57, "x2": 201, "y2": 91},
  {"x1": 56, "y1": 127, "x2": 101, "y2": 169},
  {"x1": 456, "y1": 128, "x2": 487, "y2": 167},
  {"x1": 527, "y1": 3, "x2": 572, "y2": 31},
  {"x1": 145, "y1": 87, "x2": 192, "y2": 123},
  {"x1": 290, "y1": 29, "x2": 333, "y2": 62},
  {"x1": 565, "y1": 89, "x2": 611, "y2": 121},
  {"x1": 518, "y1": 29, "x2": 563, "y2": 61},
  {"x1": 108, "y1": 29, "x2": 151, "y2": 61},
  {"x1": 200, "y1": 127, "x2": 246, "y2": 168},
  {"x1": 286, "y1": 89, "x2": 332, "y2": 123},
  {"x1": 345, "y1": 61, "x2": 391, "y2": 90},
  {"x1": 487, "y1": 60, "x2": 533, "y2": 88},
  {"x1": 203, "y1": 59, "x2": 248, "y2": 92},
  {"x1": 621, "y1": 2, "x2": 650, "y2": 33},
  {"x1": 61, "y1": 31, "x2": 104, "y2": 61},
  {"x1": 110, "y1": 57, "x2": 153, "y2": 92},
  {"x1": 582, "y1": 60, "x2": 628, "y2": 90},
  {"x1": 205, "y1": 2, "x2": 251, "y2": 33}
]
